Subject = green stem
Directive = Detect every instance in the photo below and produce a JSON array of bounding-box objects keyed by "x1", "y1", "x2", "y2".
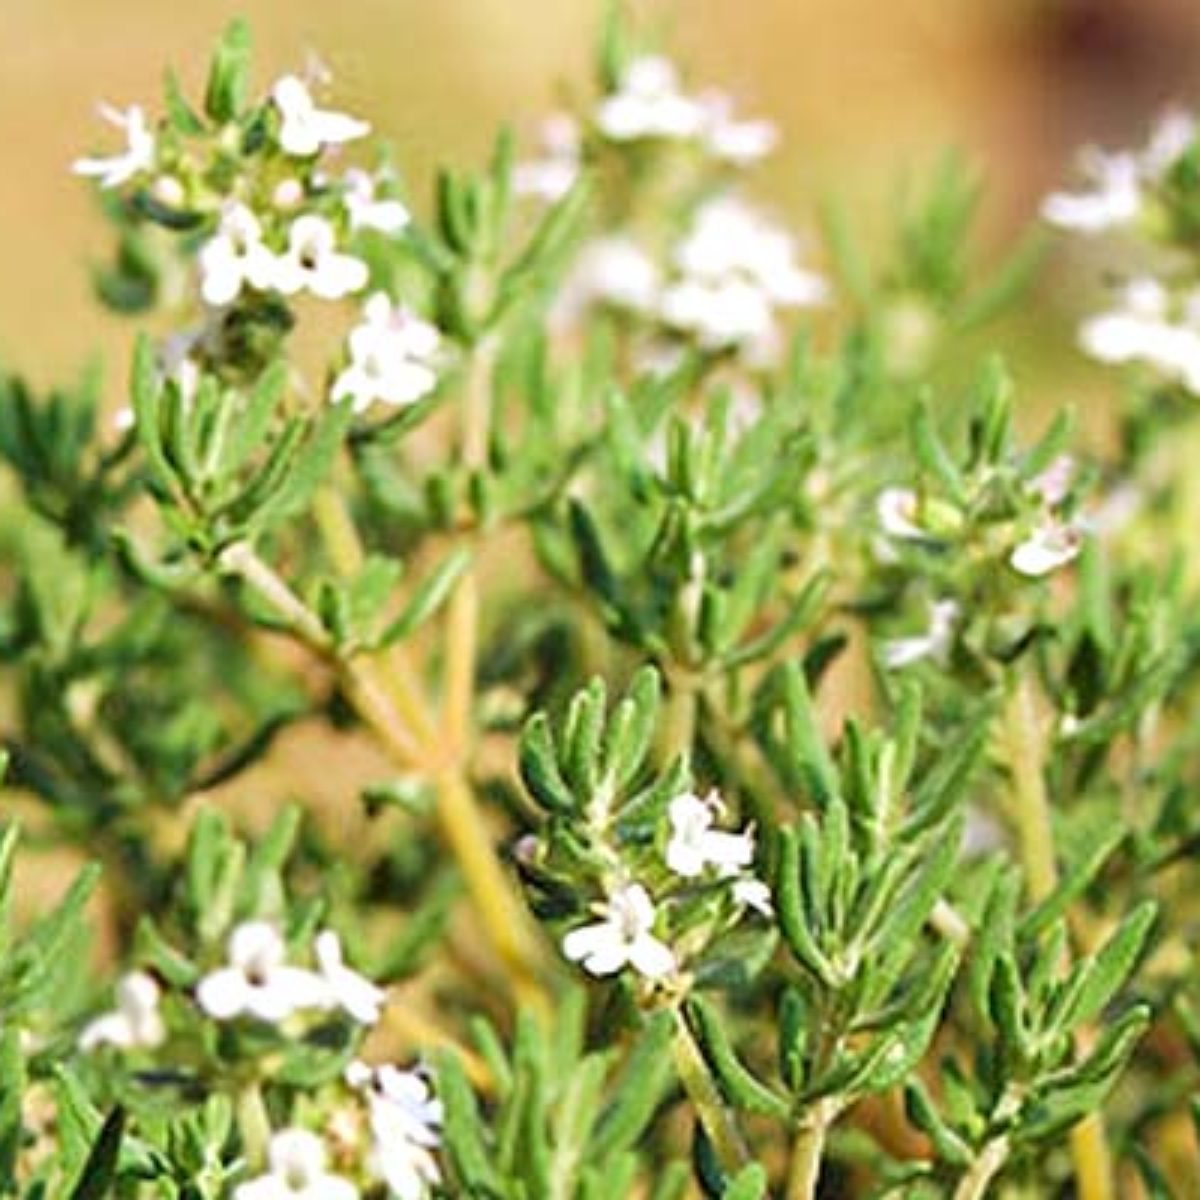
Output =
[
  {"x1": 670, "y1": 1006, "x2": 749, "y2": 1174},
  {"x1": 661, "y1": 670, "x2": 699, "y2": 766},
  {"x1": 1000, "y1": 669, "x2": 1057, "y2": 903},
  {"x1": 236, "y1": 1080, "x2": 271, "y2": 1170}
]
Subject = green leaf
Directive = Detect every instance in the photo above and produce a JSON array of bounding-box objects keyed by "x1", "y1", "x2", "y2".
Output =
[
  {"x1": 0, "y1": 1026, "x2": 23, "y2": 1182},
  {"x1": 685, "y1": 997, "x2": 791, "y2": 1119},
  {"x1": 591, "y1": 1011, "x2": 674, "y2": 1160},
  {"x1": 434, "y1": 1050, "x2": 501, "y2": 1194},
  {"x1": 1049, "y1": 902, "x2": 1156, "y2": 1035},
  {"x1": 163, "y1": 68, "x2": 206, "y2": 135},
  {"x1": 781, "y1": 662, "x2": 839, "y2": 808},
  {"x1": 519, "y1": 712, "x2": 578, "y2": 814},
  {"x1": 724, "y1": 1164, "x2": 768, "y2": 1200},
  {"x1": 380, "y1": 548, "x2": 472, "y2": 645},
  {"x1": 68, "y1": 1107, "x2": 126, "y2": 1200},
  {"x1": 903, "y1": 1080, "x2": 972, "y2": 1168},
  {"x1": 204, "y1": 17, "x2": 252, "y2": 122}
]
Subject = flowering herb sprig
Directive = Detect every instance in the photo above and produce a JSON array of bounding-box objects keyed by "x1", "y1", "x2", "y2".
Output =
[{"x1": 1, "y1": 7, "x2": 1198, "y2": 1199}]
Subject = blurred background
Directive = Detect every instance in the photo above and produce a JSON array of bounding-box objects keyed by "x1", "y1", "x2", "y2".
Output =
[{"x1": 5, "y1": 0, "x2": 1200, "y2": 399}]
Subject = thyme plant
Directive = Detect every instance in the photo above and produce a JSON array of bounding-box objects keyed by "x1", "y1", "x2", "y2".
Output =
[{"x1": 1, "y1": 9, "x2": 1198, "y2": 1197}]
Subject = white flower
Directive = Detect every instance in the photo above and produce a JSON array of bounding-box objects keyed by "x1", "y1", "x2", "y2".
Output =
[
  {"x1": 331, "y1": 293, "x2": 442, "y2": 412},
  {"x1": 1041, "y1": 148, "x2": 1141, "y2": 234},
  {"x1": 1079, "y1": 277, "x2": 1200, "y2": 392},
  {"x1": 1028, "y1": 454, "x2": 1075, "y2": 507},
  {"x1": 596, "y1": 55, "x2": 706, "y2": 142},
  {"x1": 272, "y1": 75, "x2": 370, "y2": 157},
  {"x1": 513, "y1": 114, "x2": 582, "y2": 202},
  {"x1": 553, "y1": 236, "x2": 662, "y2": 326},
  {"x1": 80, "y1": 971, "x2": 166, "y2": 1052},
  {"x1": 342, "y1": 169, "x2": 411, "y2": 235},
  {"x1": 731, "y1": 878, "x2": 773, "y2": 916},
  {"x1": 196, "y1": 921, "x2": 328, "y2": 1023},
  {"x1": 697, "y1": 91, "x2": 778, "y2": 166},
  {"x1": 234, "y1": 1128, "x2": 358, "y2": 1200},
  {"x1": 72, "y1": 103, "x2": 155, "y2": 189},
  {"x1": 876, "y1": 487, "x2": 927, "y2": 540},
  {"x1": 314, "y1": 930, "x2": 386, "y2": 1025},
  {"x1": 272, "y1": 178, "x2": 307, "y2": 211},
  {"x1": 673, "y1": 198, "x2": 827, "y2": 307},
  {"x1": 1010, "y1": 520, "x2": 1083, "y2": 577},
  {"x1": 347, "y1": 1063, "x2": 442, "y2": 1200},
  {"x1": 659, "y1": 277, "x2": 776, "y2": 352},
  {"x1": 665, "y1": 790, "x2": 755, "y2": 878},
  {"x1": 1141, "y1": 108, "x2": 1197, "y2": 176},
  {"x1": 562, "y1": 883, "x2": 676, "y2": 979},
  {"x1": 1043, "y1": 109, "x2": 1197, "y2": 235},
  {"x1": 881, "y1": 599, "x2": 960, "y2": 670},
  {"x1": 198, "y1": 204, "x2": 278, "y2": 308},
  {"x1": 272, "y1": 215, "x2": 369, "y2": 300},
  {"x1": 660, "y1": 197, "x2": 826, "y2": 359}
]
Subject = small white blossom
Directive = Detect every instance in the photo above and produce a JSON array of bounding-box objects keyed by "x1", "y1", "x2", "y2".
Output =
[
  {"x1": 596, "y1": 56, "x2": 706, "y2": 142},
  {"x1": 73, "y1": 103, "x2": 155, "y2": 189},
  {"x1": 80, "y1": 971, "x2": 165, "y2": 1052},
  {"x1": 665, "y1": 790, "x2": 755, "y2": 878},
  {"x1": 347, "y1": 1063, "x2": 442, "y2": 1200},
  {"x1": 342, "y1": 169, "x2": 411, "y2": 234},
  {"x1": 876, "y1": 487, "x2": 928, "y2": 540},
  {"x1": 660, "y1": 197, "x2": 826, "y2": 358},
  {"x1": 553, "y1": 236, "x2": 662, "y2": 326},
  {"x1": 1041, "y1": 148, "x2": 1141, "y2": 235},
  {"x1": 1079, "y1": 277, "x2": 1200, "y2": 392},
  {"x1": 331, "y1": 293, "x2": 442, "y2": 412},
  {"x1": 272, "y1": 178, "x2": 306, "y2": 211},
  {"x1": 1043, "y1": 108, "x2": 1198, "y2": 235},
  {"x1": 562, "y1": 883, "x2": 676, "y2": 979},
  {"x1": 697, "y1": 91, "x2": 778, "y2": 166},
  {"x1": 198, "y1": 204, "x2": 278, "y2": 308},
  {"x1": 272, "y1": 75, "x2": 370, "y2": 157},
  {"x1": 1010, "y1": 519, "x2": 1083, "y2": 577},
  {"x1": 672, "y1": 198, "x2": 827, "y2": 307},
  {"x1": 314, "y1": 930, "x2": 386, "y2": 1025},
  {"x1": 1140, "y1": 108, "x2": 1197, "y2": 176},
  {"x1": 234, "y1": 1128, "x2": 358, "y2": 1200},
  {"x1": 513, "y1": 114, "x2": 582, "y2": 202},
  {"x1": 881, "y1": 599, "x2": 960, "y2": 670},
  {"x1": 196, "y1": 921, "x2": 328, "y2": 1023},
  {"x1": 731, "y1": 878, "x2": 773, "y2": 917},
  {"x1": 659, "y1": 277, "x2": 777, "y2": 352},
  {"x1": 272, "y1": 215, "x2": 369, "y2": 300},
  {"x1": 1028, "y1": 454, "x2": 1075, "y2": 507}
]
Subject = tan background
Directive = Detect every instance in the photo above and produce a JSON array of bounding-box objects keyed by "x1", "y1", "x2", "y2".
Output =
[{"x1": 5, "y1": 0, "x2": 1200, "y2": 396}]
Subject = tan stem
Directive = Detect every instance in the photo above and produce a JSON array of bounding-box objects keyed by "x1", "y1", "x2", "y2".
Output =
[
  {"x1": 1000, "y1": 668, "x2": 1114, "y2": 1200},
  {"x1": 953, "y1": 1135, "x2": 1010, "y2": 1200},
  {"x1": 785, "y1": 1101, "x2": 837, "y2": 1200},
  {"x1": 221, "y1": 541, "x2": 547, "y2": 1002}
]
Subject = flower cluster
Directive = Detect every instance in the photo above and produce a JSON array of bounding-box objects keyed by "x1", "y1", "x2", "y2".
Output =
[
  {"x1": 560, "y1": 787, "x2": 769, "y2": 984},
  {"x1": 1042, "y1": 108, "x2": 1200, "y2": 396},
  {"x1": 876, "y1": 457, "x2": 1083, "y2": 583},
  {"x1": 331, "y1": 293, "x2": 444, "y2": 413},
  {"x1": 596, "y1": 55, "x2": 777, "y2": 165},
  {"x1": 556, "y1": 197, "x2": 826, "y2": 364},
  {"x1": 346, "y1": 1061, "x2": 443, "y2": 1199},
  {"x1": 73, "y1": 67, "x2": 415, "y2": 405},
  {"x1": 232, "y1": 1064, "x2": 442, "y2": 1200},
  {"x1": 196, "y1": 921, "x2": 385, "y2": 1026},
  {"x1": 81, "y1": 922, "x2": 386, "y2": 1054}
]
